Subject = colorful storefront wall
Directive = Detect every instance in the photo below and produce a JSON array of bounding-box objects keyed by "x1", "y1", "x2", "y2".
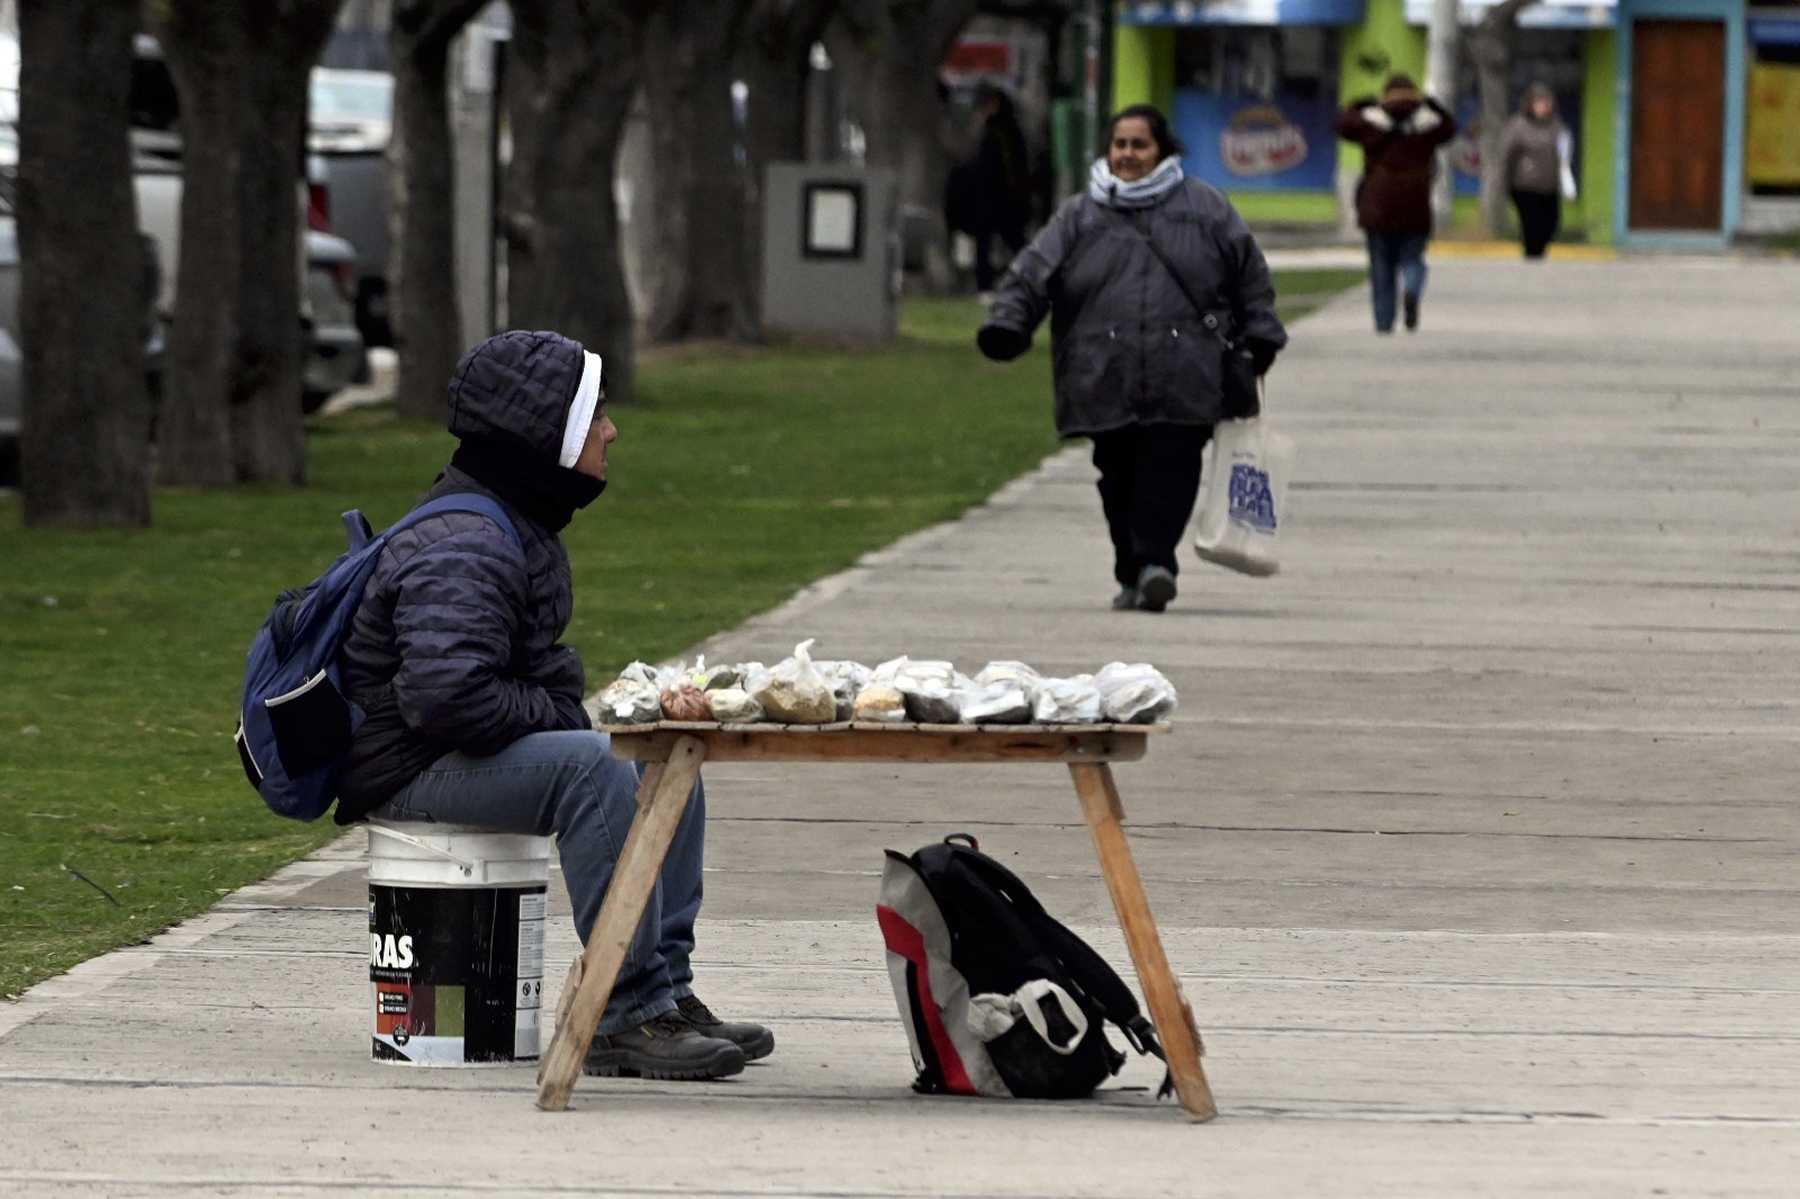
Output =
[
  {"x1": 1115, "y1": 2, "x2": 1368, "y2": 223},
  {"x1": 1613, "y1": 0, "x2": 1747, "y2": 245},
  {"x1": 1114, "y1": 0, "x2": 1620, "y2": 236}
]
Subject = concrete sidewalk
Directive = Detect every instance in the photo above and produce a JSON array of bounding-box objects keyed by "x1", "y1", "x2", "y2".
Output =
[{"x1": 5, "y1": 259, "x2": 1799, "y2": 1196}]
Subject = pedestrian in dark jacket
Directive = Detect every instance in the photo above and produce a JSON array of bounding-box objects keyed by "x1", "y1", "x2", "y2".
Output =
[
  {"x1": 960, "y1": 84, "x2": 1032, "y2": 298},
  {"x1": 1499, "y1": 82, "x2": 1576, "y2": 259},
  {"x1": 336, "y1": 329, "x2": 772, "y2": 1082},
  {"x1": 977, "y1": 104, "x2": 1287, "y2": 613},
  {"x1": 1335, "y1": 74, "x2": 1456, "y2": 333}
]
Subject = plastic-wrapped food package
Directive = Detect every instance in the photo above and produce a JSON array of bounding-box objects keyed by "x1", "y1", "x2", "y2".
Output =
[
  {"x1": 703, "y1": 665, "x2": 743, "y2": 692},
  {"x1": 708, "y1": 688, "x2": 763, "y2": 722},
  {"x1": 884, "y1": 660, "x2": 971, "y2": 724},
  {"x1": 598, "y1": 677, "x2": 661, "y2": 724},
  {"x1": 816, "y1": 660, "x2": 873, "y2": 721},
  {"x1": 1094, "y1": 662, "x2": 1179, "y2": 724},
  {"x1": 617, "y1": 660, "x2": 660, "y2": 686},
  {"x1": 975, "y1": 661, "x2": 1043, "y2": 706},
  {"x1": 902, "y1": 682, "x2": 963, "y2": 724},
  {"x1": 660, "y1": 683, "x2": 713, "y2": 722},
  {"x1": 852, "y1": 684, "x2": 907, "y2": 722},
  {"x1": 750, "y1": 639, "x2": 837, "y2": 723},
  {"x1": 959, "y1": 682, "x2": 1032, "y2": 724},
  {"x1": 1032, "y1": 675, "x2": 1103, "y2": 724}
]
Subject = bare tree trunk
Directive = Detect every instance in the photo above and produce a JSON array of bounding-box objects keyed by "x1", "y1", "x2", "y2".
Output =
[
  {"x1": 1471, "y1": 0, "x2": 1533, "y2": 236},
  {"x1": 504, "y1": 0, "x2": 641, "y2": 405},
  {"x1": 737, "y1": 0, "x2": 836, "y2": 328},
  {"x1": 390, "y1": 0, "x2": 490, "y2": 423},
  {"x1": 156, "y1": 0, "x2": 345, "y2": 486},
  {"x1": 830, "y1": 0, "x2": 979, "y2": 293},
  {"x1": 16, "y1": 0, "x2": 149, "y2": 526},
  {"x1": 640, "y1": 1, "x2": 757, "y2": 343}
]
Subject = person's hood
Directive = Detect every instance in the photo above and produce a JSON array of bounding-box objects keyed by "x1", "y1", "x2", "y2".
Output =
[
  {"x1": 1520, "y1": 83, "x2": 1556, "y2": 119},
  {"x1": 446, "y1": 329, "x2": 603, "y2": 467}
]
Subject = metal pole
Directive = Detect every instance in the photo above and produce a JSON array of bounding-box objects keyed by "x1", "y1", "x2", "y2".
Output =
[{"x1": 1424, "y1": 0, "x2": 1460, "y2": 227}]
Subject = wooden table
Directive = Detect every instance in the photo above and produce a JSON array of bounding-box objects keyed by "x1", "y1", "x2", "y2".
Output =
[{"x1": 534, "y1": 721, "x2": 1216, "y2": 1121}]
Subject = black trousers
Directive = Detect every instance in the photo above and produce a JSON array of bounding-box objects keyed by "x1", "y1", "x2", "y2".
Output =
[
  {"x1": 973, "y1": 221, "x2": 1027, "y2": 292},
  {"x1": 1512, "y1": 190, "x2": 1560, "y2": 258},
  {"x1": 1090, "y1": 423, "x2": 1212, "y2": 588}
]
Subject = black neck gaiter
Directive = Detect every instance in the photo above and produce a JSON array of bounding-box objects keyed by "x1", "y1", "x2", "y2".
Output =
[{"x1": 449, "y1": 438, "x2": 605, "y2": 533}]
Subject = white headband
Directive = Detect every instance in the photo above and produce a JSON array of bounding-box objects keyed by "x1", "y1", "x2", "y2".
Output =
[{"x1": 558, "y1": 351, "x2": 605, "y2": 468}]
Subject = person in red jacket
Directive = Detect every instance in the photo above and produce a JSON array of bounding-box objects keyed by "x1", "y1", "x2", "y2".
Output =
[{"x1": 1336, "y1": 74, "x2": 1457, "y2": 334}]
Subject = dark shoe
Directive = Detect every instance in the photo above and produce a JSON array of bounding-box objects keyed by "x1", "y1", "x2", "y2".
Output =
[
  {"x1": 583, "y1": 1009, "x2": 745, "y2": 1080},
  {"x1": 678, "y1": 994, "x2": 775, "y2": 1062},
  {"x1": 1136, "y1": 565, "x2": 1176, "y2": 612},
  {"x1": 1402, "y1": 292, "x2": 1419, "y2": 331},
  {"x1": 1111, "y1": 586, "x2": 1139, "y2": 611}
]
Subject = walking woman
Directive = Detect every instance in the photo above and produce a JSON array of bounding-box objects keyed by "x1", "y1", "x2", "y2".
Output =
[
  {"x1": 1499, "y1": 83, "x2": 1577, "y2": 259},
  {"x1": 1335, "y1": 74, "x2": 1456, "y2": 333},
  {"x1": 977, "y1": 104, "x2": 1286, "y2": 613}
]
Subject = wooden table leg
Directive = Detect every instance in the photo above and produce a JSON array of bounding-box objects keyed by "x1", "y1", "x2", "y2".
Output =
[
  {"x1": 1069, "y1": 762, "x2": 1217, "y2": 1122},
  {"x1": 535, "y1": 735, "x2": 707, "y2": 1111}
]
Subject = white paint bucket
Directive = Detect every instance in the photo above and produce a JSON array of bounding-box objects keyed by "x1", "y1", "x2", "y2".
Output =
[{"x1": 366, "y1": 822, "x2": 551, "y2": 1066}]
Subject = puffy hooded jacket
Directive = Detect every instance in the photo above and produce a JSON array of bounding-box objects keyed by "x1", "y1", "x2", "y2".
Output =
[
  {"x1": 333, "y1": 331, "x2": 599, "y2": 823},
  {"x1": 978, "y1": 179, "x2": 1286, "y2": 437}
]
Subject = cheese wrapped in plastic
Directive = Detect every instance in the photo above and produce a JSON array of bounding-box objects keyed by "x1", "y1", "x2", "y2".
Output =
[
  {"x1": 707, "y1": 688, "x2": 763, "y2": 722},
  {"x1": 852, "y1": 684, "x2": 907, "y2": 722}
]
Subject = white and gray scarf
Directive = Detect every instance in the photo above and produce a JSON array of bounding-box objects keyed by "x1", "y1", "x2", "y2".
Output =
[{"x1": 1088, "y1": 155, "x2": 1185, "y2": 210}]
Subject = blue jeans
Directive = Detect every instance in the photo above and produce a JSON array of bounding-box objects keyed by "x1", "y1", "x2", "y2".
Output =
[
  {"x1": 369, "y1": 730, "x2": 704, "y2": 1036},
  {"x1": 1365, "y1": 232, "x2": 1429, "y2": 332}
]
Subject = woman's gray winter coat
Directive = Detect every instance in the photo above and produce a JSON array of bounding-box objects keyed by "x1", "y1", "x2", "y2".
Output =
[
  {"x1": 334, "y1": 333, "x2": 593, "y2": 822},
  {"x1": 981, "y1": 179, "x2": 1287, "y2": 437}
]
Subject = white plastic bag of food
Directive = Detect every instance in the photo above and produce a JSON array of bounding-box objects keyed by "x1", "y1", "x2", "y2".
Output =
[
  {"x1": 750, "y1": 639, "x2": 837, "y2": 723},
  {"x1": 1031, "y1": 675, "x2": 1103, "y2": 724},
  {"x1": 1094, "y1": 662, "x2": 1179, "y2": 724},
  {"x1": 617, "y1": 660, "x2": 660, "y2": 686},
  {"x1": 959, "y1": 682, "x2": 1032, "y2": 724},
  {"x1": 816, "y1": 660, "x2": 873, "y2": 721},
  {"x1": 707, "y1": 688, "x2": 763, "y2": 722},
  {"x1": 852, "y1": 684, "x2": 907, "y2": 723},
  {"x1": 975, "y1": 661, "x2": 1042, "y2": 707},
  {"x1": 598, "y1": 677, "x2": 662, "y2": 724}
]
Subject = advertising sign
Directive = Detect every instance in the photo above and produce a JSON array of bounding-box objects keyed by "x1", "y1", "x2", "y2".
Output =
[{"x1": 1173, "y1": 90, "x2": 1337, "y2": 191}]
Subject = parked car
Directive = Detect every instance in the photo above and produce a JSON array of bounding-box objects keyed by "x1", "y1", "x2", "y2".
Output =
[
  {"x1": 128, "y1": 38, "x2": 368, "y2": 414},
  {"x1": 309, "y1": 67, "x2": 393, "y2": 348}
]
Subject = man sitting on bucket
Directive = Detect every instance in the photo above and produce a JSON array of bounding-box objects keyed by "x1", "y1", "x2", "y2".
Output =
[{"x1": 333, "y1": 329, "x2": 771, "y2": 1081}]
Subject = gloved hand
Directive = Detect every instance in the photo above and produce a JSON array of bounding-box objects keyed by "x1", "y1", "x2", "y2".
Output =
[
  {"x1": 1246, "y1": 338, "x2": 1280, "y2": 377},
  {"x1": 977, "y1": 323, "x2": 1030, "y2": 362}
]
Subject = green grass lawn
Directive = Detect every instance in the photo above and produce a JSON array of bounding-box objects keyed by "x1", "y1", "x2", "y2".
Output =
[{"x1": 0, "y1": 273, "x2": 1359, "y2": 999}]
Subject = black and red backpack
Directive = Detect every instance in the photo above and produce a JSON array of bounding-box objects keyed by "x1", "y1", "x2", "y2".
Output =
[{"x1": 877, "y1": 834, "x2": 1170, "y2": 1100}]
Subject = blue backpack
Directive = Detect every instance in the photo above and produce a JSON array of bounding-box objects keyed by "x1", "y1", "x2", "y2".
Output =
[{"x1": 234, "y1": 494, "x2": 520, "y2": 821}]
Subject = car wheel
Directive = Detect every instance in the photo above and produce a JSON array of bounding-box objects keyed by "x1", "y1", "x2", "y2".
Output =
[{"x1": 302, "y1": 389, "x2": 331, "y2": 416}]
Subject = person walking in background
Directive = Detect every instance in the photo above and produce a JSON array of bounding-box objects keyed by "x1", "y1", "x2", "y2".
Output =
[
  {"x1": 1500, "y1": 83, "x2": 1577, "y2": 259},
  {"x1": 953, "y1": 83, "x2": 1032, "y2": 302},
  {"x1": 1335, "y1": 74, "x2": 1457, "y2": 334},
  {"x1": 976, "y1": 104, "x2": 1287, "y2": 613}
]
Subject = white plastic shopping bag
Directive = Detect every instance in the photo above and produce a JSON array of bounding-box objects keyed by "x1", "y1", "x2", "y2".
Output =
[{"x1": 1192, "y1": 416, "x2": 1294, "y2": 577}]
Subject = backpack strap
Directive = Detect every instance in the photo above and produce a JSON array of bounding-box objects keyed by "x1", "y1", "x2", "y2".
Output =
[
  {"x1": 383, "y1": 492, "x2": 522, "y2": 550},
  {"x1": 942, "y1": 846, "x2": 1166, "y2": 1061}
]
